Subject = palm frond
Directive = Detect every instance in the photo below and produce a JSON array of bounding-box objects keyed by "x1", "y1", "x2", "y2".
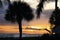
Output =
[{"x1": 36, "y1": 0, "x2": 47, "y2": 18}]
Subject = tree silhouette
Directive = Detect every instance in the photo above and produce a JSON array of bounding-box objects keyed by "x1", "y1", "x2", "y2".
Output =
[
  {"x1": 36, "y1": 0, "x2": 47, "y2": 18},
  {"x1": 5, "y1": 1, "x2": 34, "y2": 40},
  {"x1": 49, "y1": 0, "x2": 60, "y2": 34}
]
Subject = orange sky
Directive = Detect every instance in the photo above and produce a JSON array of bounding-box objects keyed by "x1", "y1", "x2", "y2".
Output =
[{"x1": 0, "y1": 25, "x2": 50, "y2": 34}]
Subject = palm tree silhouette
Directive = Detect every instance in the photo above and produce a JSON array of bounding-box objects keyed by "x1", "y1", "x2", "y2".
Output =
[
  {"x1": 49, "y1": 0, "x2": 60, "y2": 34},
  {"x1": 5, "y1": 1, "x2": 34, "y2": 40},
  {"x1": 36, "y1": 0, "x2": 47, "y2": 18}
]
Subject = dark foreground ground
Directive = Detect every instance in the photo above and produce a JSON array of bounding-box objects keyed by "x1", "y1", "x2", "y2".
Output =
[{"x1": 0, "y1": 34, "x2": 60, "y2": 40}]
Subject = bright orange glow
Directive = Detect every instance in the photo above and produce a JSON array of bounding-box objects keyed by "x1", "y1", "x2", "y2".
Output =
[{"x1": 0, "y1": 24, "x2": 50, "y2": 34}]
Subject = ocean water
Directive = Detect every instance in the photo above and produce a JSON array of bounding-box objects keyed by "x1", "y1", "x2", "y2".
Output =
[{"x1": 0, "y1": 34, "x2": 42, "y2": 38}]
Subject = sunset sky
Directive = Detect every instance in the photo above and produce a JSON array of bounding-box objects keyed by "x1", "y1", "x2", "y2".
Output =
[{"x1": 0, "y1": 0, "x2": 60, "y2": 34}]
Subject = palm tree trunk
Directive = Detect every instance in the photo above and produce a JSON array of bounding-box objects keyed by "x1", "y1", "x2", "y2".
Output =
[
  {"x1": 18, "y1": 20, "x2": 22, "y2": 40},
  {"x1": 17, "y1": 16, "x2": 22, "y2": 40},
  {"x1": 19, "y1": 21, "x2": 22, "y2": 40},
  {"x1": 55, "y1": 0, "x2": 58, "y2": 9}
]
